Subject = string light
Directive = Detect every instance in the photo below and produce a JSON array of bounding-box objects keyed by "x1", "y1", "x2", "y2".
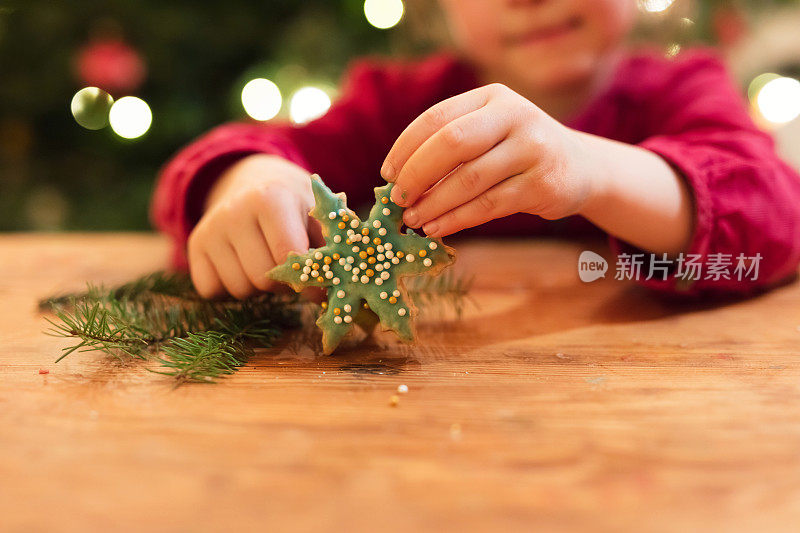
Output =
[
  {"x1": 241, "y1": 78, "x2": 282, "y2": 121},
  {"x1": 70, "y1": 87, "x2": 113, "y2": 130},
  {"x1": 639, "y1": 0, "x2": 675, "y2": 14},
  {"x1": 364, "y1": 0, "x2": 404, "y2": 30},
  {"x1": 289, "y1": 87, "x2": 331, "y2": 124},
  {"x1": 109, "y1": 96, "x2": 152, "y2": 139},
  {"x1": 755, "y1": 76, "x2": 800, "y2": 125}
]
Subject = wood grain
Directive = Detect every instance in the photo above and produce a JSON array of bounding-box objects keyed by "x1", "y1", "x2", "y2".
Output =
[{"x1": 1, "y1": 233, "x2": 800, "y2": 533}]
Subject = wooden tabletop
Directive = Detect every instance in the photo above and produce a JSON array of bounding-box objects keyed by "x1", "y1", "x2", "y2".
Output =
[{"x1": 2, "y1": 233, "x2": 800, "y2": 532}]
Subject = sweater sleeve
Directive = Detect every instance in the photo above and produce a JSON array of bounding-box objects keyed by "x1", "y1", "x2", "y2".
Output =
[
  {"x1": 149, "y1": 54, "x2": 476, "y2": 270},
  {"x1": 610, "y1": 50, "x2": 800, "y2": 296}
]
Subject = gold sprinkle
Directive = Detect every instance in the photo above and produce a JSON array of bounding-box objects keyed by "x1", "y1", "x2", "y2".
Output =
[
  {"x1": 381, "y1": 197, "x2": 389, "y2": 204},
  {"x1": 312, "y1": 263, "x2": 319, "y2": 270},
  {"x1": 324, "y1": 256, "x2": 332, "y2": 264},
  {"x1": 321, "y1": 302, "x2": 328, "y2": 309},
  {"x1": 363, "y1": 302, "x2": 369, "y2": 309},
  {"x1": 361, "y1": 228, "x2": 369, "y2": 236},
  {"x1": 342, "y1": 215, "x2": 349, "y2": 222},
  {"x1": 367, "y1": 257, "x2": 376, "y2": 264},
  {"x1": 317, "y1": 276, "x2": 324, "y2": 283},
  {"x1": 332, "y1": 253, "x2": 340, "y2": 260},
  {"x1": 334, "y1": 308, "x2": 341, "y2": 315},
  {"x1": 419, "y1": 250, "x2": 427, "y2": 257},
  {"x1": 397, "y1": 251, "x2": 405, "y2": 258},
  {"x1": 338, "y1": 222, "x2": 345, "y2": 229},
  {"x1": 359, "y1": 251, "x2": 367, "y2": 259},
  {"x1": 389, "y1": 395, "x2": 399, "y2": 407},
  {"x1": 366, "y1": 269, "x2": 374, "y2": 277},
  {"x1": 389, "y1": 296, "x2": 397, "y2": 304},
  {"x1": 292, "y1": 263, "x2": 300, "y2": 270},
  {"x1": 373, "y1": 237, "x2": 381, "y2": 245}
]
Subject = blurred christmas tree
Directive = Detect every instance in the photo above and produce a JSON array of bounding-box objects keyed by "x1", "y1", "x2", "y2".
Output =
[{"x1": 0, "y1": 0, "x2": 797, "y2": 231}]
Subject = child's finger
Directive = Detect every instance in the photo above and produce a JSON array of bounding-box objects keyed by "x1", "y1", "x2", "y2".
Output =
[
  {"x1": 390, "y1": 104, "x2": 510, "y2": 207},
  {"x1": 381, "y1": 86, "x2": 491, "y2": 182},
  {"x1": 229, "y1": 220, "x2": 276, "y2": 291},
  {"x1": 403, "y1": 139, "x2": 525, "y2": 228},
  {"x1": 257, "y1": 196, "x2": 310, "y2": 265},
  {"x1": 209, "y1": 240, "x2": 257, "y2": 299},
  {"x1": 421, "y1": 176, "x2": 523, "y2": 237},
  {"x1": 188, "y1": 248, "x2": 225, "y2": 298}
]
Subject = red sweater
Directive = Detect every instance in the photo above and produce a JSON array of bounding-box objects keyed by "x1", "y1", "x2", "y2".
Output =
[{"x1": 151, "y1": 49, "x2": 800, "y2": 296}]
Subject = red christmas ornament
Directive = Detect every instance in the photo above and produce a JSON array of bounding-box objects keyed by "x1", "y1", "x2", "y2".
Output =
[{"x1": 75, "y1": 38, "x2": 146, "y2": 94}]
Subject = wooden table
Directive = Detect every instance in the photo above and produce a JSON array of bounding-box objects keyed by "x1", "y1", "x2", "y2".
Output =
[{"x1": 2, "y1": 233, "x2": 800, "y2": 532}]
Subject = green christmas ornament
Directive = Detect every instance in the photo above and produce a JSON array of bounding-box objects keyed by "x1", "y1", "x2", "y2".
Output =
[
  {"x1": 268, "y1": 174, "x2": 456, "y2": 354},
  {"x1": 70, "y1": 87, "x2": 114, "y2": 130}
]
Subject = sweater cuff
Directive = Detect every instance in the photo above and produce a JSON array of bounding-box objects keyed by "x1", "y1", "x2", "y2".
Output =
[{"x1": 607, "y1": 135, "x2": 715, "y2": 295}]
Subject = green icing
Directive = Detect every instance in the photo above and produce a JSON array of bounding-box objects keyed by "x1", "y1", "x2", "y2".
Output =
[{"x1": 268, "y1": 174, "x2": 456, "y2": 354}]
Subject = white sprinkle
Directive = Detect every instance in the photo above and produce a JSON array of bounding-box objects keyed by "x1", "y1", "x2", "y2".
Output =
[
  {"x1": 377, "y1": 253, "x2": 385, "y2": 261},
  {"x1": 406, "y1": 254, "x2": 415, "y2": 262},
  {"x1": 393, "y1": 290, "x2": 400, "y2": 297},
  {"x1": 423, "y1": 258, "x2": 432, "y2": 267},
  {"x1": 334, "y1": 316, "x2": 342, "y2": 324},
  {"x1": 353, "y1": 267, "x2": 360, "y2": 275},
  {"x1": 333, "y1": 277, "x2": 340, "y2": 285},
  {"x1": 300, "y1": 274, "x2": 309, "y2": 282},
  {"x1": 328, "y1": 212, "x2": 336, "y2": 219},
  {"x1": 314, "y1": 251, "x2": 323, "y2": 260},
  {"x1": 333, "y1": 235, "x2": 342, "y2": 243},
  {"x1": 373, "y1": 220, "x2": 381, "y2": 228},
  {"x1": 344, "y1": 264, "x2": 352, "y2": 272},
  {"x1": 385, "y1": 250, "x2": 394, "y2": 259},
  {"x1": 344, "y1": 315, "x2": 352, "y2": 323},
  {"x1": 397, "y1": 384, "x2": 408, "y2": 394},
  {"x1": 398, "y1": 308, "x2": 407, "y2": 316},
  {"x1": 381, "y1": 271, "x2": 390, "y2": 280},
  {"x1": 352, "y1": 246, "x2": 360, "y2": 253},
  {"x1": 351, "y1": 275, "x2": 359, "y2": 282},
  {"x1": 303, "y1": 266, "x2": 311, "y2": 274},
  {"x1": 338, "y1": 257, "x2": 346, "y2": 266},
  {"x1": 347, "y1": 229, "x2": 355, "y2": 236},
  {"x1": 392, "y1": 257, "x2": 400, "y2": 264},
  {"x1": 350, "y1": 219, "x2": 359, "y2": 228},
  {"x1": 382, "y1": 208, "x2": 391, "y2": 216},
  {"x1": 338, "y1": 209, "x2": 346, "y2": 216},
  {"x1": 361, "y1": 275, "x2": 369, "y2": 284},
  {"x1": 311, "y1": 270, "x2": 319, "y2": 277},
  {"x1": 375, "y1": 278, "x2": 383, "y2": 285},
  {"x1": 380, "y1": 292, "x2": 388, "y2": 299},
  {"x1": 305, "y1": 259, "x2": 313, "y2": 266},
  {"x1": 375, "y1": 264, "x2": 383, "y2": 272},
  {"x1": 325, "y1": 271, "x2": 333, "y2": 279},
  {"x1": 385, "y1": 243, "x2": 393, "y2": 251},
  {"x1": 359, "y1": 262, "x2": 367, "y2": 270},
  {"x1": 344, "y1": 304, "x2": 352, "y2": 313},
  {"x1": 346, "y1": 256, "x2": 354, "y2": 264},
  {"x1": 362, "y1": 235, "x2": 370, "y2": 244},
  {"x1": 322, "y1": 264, "x2": 330, "y2": 271},
  {"x1": 336, "y1": 290, "x2": 345, "y2": 299},
  {"x1": 383, "y1": 262, "x2": 391, "y2": 269},
  {"x1": 377, "y1": 245, "x2": 384, "y2": 252},
  {"x1": 429, "y1": 242, "x2": 438, "y2": 250},
  {"x1": 378, "y1": 228, "x2": 387, "y2": 236}
]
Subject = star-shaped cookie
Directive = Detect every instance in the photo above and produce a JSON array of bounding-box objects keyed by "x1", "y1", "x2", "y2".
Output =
[{"x1": 268, "y1": 174, "x2": 456, "y2": 354}]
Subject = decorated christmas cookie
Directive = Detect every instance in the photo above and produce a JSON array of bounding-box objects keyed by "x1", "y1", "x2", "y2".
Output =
[{"x1": 268, "y1": 174, "x2": 456, "y2": 354}]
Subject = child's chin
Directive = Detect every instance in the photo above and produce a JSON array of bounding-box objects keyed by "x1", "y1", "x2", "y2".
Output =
[{"x1": 518, "y1": 54, "x2": 598, "y2": 92}]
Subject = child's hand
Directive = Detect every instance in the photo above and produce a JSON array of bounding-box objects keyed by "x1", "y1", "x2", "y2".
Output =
[
  {"x1": 380, "y1": 83, "x2": 595, "y2": 237},
  {"x1": 187, "y1": 154, "x2": 320, "y2": 299}
]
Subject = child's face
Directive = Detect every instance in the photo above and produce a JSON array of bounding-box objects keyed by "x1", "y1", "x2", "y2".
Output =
[{"x1": 438, "y1": 0, "x2": 636, "y2": 90}]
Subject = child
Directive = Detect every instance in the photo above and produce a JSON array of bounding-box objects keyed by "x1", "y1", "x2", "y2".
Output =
[{"x1": 151, "y1": 0, "x2": 800, "y2": 300}]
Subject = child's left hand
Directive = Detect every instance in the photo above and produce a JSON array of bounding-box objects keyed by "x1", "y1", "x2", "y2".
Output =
[{"x1": 380, "y1": 83, "x2": 595, "y2": 237}]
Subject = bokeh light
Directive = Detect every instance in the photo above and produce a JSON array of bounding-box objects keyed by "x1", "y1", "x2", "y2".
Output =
[
  {"x1": 639, "y1": 0, "x2": 675, "y2": 14},
  {"x1": 364, "y1": 0, "x2": 404, "y2": 30},
  {"x1": 70, "y1": 87, "x2": 114, "y2": 130},
  {"x1": 289, "y1": 87, "x2": 332, "y2": 124},
  {"x1": 109, "y1": 96, "x2": 152, "y2": 139},
  {"x1": 241, "y1": 78, "x2": 282, "y2": 121},
  {"x1": 756, "y1": 77, "x2": 800, "y2": 125},
  {"x1": 748, "y1": 72, "x2": 781, "y2": 102}
]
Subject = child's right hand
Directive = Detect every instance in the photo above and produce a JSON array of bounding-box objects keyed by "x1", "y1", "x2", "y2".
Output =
[{"x1": 187, "y1": 154, "x2": 320, "y2": 299}]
